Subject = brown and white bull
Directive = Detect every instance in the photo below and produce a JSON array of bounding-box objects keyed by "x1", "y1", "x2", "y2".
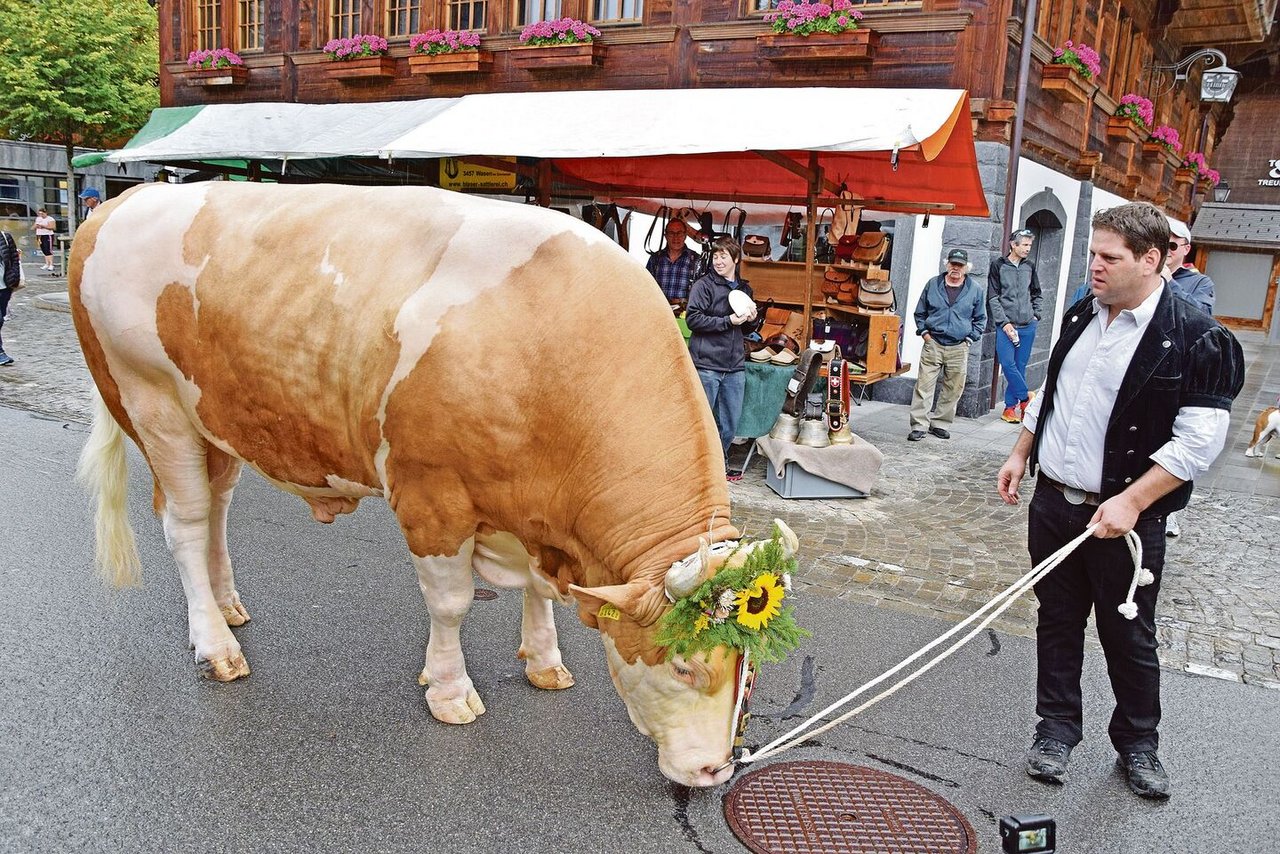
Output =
[{"x1": 70, "y1": 183, "x2": 797, "y2": 787}]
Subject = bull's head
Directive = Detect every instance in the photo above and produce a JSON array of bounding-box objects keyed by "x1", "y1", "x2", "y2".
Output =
[{"x1": 570, "y1": 521, "x2": 803, "y2": 787}]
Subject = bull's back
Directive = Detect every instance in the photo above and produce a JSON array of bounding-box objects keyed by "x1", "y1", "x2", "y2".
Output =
[{"x1": 69, "y1": 183, "x2": 716, "y2": 535}]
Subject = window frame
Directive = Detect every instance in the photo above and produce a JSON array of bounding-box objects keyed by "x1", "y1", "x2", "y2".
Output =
[
  {"x1": 235, "y1": 0, "x2": 266, "y2": 52},
  {"x1": 590, "y1": 0, "x2": 643, "y2": 25},
  {"x1": 385, "y1": 0, "x2": 423, "y2": 40},
  {"x1": 515, "y1": 0, "x2": 563, "y2": 29},
  {"x1": 446, "y1": 0, "x2": 488, "y2": 32}
]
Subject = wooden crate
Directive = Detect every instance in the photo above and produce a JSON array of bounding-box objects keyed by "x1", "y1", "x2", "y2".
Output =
[{"x1": 740, "y1": 258, "x2": 815, "y2": 306}]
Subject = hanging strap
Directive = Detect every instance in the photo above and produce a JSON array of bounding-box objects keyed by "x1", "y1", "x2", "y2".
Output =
[{"x1": 643, "y1": 205, "x2": 672, "y2": 254}]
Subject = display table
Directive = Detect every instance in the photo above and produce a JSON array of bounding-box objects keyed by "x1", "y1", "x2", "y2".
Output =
[{"x1": 755, "y1": 435, "x2": 883, "y2": 498}]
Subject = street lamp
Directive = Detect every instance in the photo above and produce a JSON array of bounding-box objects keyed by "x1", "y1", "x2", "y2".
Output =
[
  {"x1": 1212, "y1": 180, "x2": 1232, "y2": 203},
  {"x1": 1150, "y1": 48, "x2": 1241, "y2": 103}
]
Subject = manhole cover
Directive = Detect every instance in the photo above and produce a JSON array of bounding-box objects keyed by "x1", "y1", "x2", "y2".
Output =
[
  {"x1": 724, "y1": 760, "x2": 976, "y2": 854},
  {"x1": 473, "y1": 589, "x2": 498, "y2": 601}
]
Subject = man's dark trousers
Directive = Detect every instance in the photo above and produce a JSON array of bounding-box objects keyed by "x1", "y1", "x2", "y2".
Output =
[{"x1": 1028, "y1": 483, "x2": 1167, "y2": 753}]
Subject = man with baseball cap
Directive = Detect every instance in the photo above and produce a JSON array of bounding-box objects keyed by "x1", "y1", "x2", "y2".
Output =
[
  {"x1": 78, "y1": 187, "x2": 102, "y2": 216},
  {"x1": 907, "y1": 247, "x2": 987, "y2": 441},
  {"x1": 1165, "y1": 218, "x2": 1215, "y2": 316}
]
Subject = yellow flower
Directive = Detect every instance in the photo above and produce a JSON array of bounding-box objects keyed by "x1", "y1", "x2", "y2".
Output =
[
  {"x1": 694, "y1": 613, "x2": 710, "y2": 634},
  {"x1": 735, "y1": 572, "x2": 784, "y2": 631}
]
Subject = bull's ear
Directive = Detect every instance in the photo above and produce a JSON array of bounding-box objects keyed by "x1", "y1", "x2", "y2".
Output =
[{"x1": 569, "y1": 581, "x2": 668, "y2": 627}]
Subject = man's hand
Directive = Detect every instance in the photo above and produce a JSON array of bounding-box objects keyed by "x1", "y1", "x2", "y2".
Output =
[
  {"x1": 1089, "y1": 494, "x2": 1141, "y2": 538},
  {"x1": 1003, "y1": 322, "x2": 1018, "y2": 342},
  {"x1": 730, "y1": 308, "x2": 756, "y2": 326},
  {"x1": 997, "y1": 455, "x2": 1026, "y2": 505}
]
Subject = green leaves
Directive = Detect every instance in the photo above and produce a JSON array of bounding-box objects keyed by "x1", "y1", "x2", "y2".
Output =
[{"x1": 0, "y1": 0, "x2": 158, "y2": 146}]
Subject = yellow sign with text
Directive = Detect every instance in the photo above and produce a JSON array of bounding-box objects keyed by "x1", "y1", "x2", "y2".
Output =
[{"x1": 439, "y1": 157, "x2": 517, "y2": 191}]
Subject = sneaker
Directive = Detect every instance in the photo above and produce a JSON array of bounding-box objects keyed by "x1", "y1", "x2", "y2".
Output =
[
  {"x1": 1001, "y1": 406, "x2": 1022, "y2": 423},
  {"x1": 1116, "y1": 751, "x2": 1171, "y2": 799},
  {"x1": 1019, "y1": 391, "x2": 1036, "y2": 418},
  {"x1": 1165, "y1": 513, "x2": 1180, "y2": 538},
  {"x1": 907, "y1": 430, "x2": 926, "y2": 442},
  {"x1": 726, "y1": 470, "x2": 743, "y2": 482},
  {"x1": 928, "y1": 426, "x2": 951, "y2": 439},
  {"x1": 0, "y1": 352, "x2": 13, "y2": 366},
  {"x1": 1025, "y1": 735, "x2": 1073, "y2": 784}
]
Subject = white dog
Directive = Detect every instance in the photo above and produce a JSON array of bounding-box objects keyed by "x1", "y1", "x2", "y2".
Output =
[{"x1": 1245, "y1": 406, "x2": 1279, "y2": 458}]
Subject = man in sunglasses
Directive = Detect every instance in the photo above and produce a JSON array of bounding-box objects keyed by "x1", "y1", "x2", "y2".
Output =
[{"x1": 1165, "y1": 219, "x2": 1215, "y2": 316}]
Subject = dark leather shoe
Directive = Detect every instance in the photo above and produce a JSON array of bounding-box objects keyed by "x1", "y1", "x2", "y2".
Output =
[
  {"x1": 1117, "y1": 751, "x2": 1171, "y2": 799},
  {"x1": 1025, "y1": 736, "x2": 1073, "y2": 784},
  {"x1": 928, "y1": 427, "x2": 951, "y2": 439},
  {"x1": 907, "y1": 430, "x2": 926, "y2": 442}
]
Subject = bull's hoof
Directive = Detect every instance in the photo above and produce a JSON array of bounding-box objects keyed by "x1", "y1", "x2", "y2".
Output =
[
  {"x1": 221, "y1": 601, "x2": 251, "y2": 627},
  {"x1": 527, "y1": 664, "x2": 575, "y2": 690},
  {"x1": 196, "y1": 649, "x2": 250, "y2": 682},
  {"x1": 426, "y1": 688, "x2": 486, "y2": 724}
]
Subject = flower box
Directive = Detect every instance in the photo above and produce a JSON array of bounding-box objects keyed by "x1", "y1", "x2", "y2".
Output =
[
  {"x1": 1141, "y1": 141, "x2": 1172, "y2": 161},
  {"x1": 187, "y1": 66, "x2": 247, "y2": 87},
  {"x1": 1041, "y1": 64, "x2": 1092, "y2": 105},
  {"x1": 1173, "y1": 167, "x2": 1196, "y2": 186},
  {"x1": 328, "y1": 55, "x2": 396, "y2": 81},
  {"x1": 510, "y1": 41, "x2": 606, "y2": 71},
  {"x1": 408, "y1": 50, "x2": 493, "y2": 76},
  {"x1": 1105, "y1": 115, "x2": 1143, "y2": 145},
  {"x1": 756, "y1": 29, "x2": 880, "y2": 63}
]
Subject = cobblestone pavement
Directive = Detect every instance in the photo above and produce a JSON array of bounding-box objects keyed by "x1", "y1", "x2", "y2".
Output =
[{"x1": 3, "y1": 259, "x2": 1278, "y2": 691}]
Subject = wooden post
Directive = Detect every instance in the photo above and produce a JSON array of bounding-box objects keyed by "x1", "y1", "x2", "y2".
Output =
[
  {"x1": 803, "y1": 152, "x2": 822, "y2": 348},
  {"x1": 536, "y1": 159, "x2": 552, "y2": 207}
]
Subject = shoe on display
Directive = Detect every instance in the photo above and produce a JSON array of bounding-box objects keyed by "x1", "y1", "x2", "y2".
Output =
[
  {"x1": 928, "y1": 427, "x2": 951, "y2": 439},
  {"x1": 1025, "y1": 735, "x2": 1073, "y2": 784},
  {"x1": 1116, "y1": 751, "x2": 1171, "y2": 799},
  {"x1": 1001, "y1": 406, "x2": 1022, "y2": 423},
  {"x1": 907, "y1": 430, "x2": 926, "y2": 442}
]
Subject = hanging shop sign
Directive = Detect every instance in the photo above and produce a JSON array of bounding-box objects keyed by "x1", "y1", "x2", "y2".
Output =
[{"x1": 439, "y1": 157, "x2": 517, "y2": 191}]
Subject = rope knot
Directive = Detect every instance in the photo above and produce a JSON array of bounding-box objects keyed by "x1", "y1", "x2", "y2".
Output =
[
  {"x1": 1117, "y1": 602, "x2": 1139, "y2": 620},
  {"x1": 1137, "y1": 567, "x2": 1155, "y2": 586}
]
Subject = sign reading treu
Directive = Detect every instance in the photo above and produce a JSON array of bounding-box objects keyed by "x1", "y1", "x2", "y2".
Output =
[
  {"x1": 68, "y1": 183, "x2": 809, "y2": 788},
  {"x1": 1259, "y1": 159, "x2": 1280, "y2": 187}
]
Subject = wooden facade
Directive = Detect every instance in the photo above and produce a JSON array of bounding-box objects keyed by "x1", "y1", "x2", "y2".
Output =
[{"x1": 155, "y1": 1, "x2": 1275, "y2": 220}]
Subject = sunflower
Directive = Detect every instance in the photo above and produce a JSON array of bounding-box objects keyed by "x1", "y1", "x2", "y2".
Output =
[{"x1": 735, "y1": 572, "x2": 784, "y2": 631}]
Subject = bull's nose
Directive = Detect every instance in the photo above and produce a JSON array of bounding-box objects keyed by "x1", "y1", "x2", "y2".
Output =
[{"x1": 686, "y1": 762, "x2": 735, "y2": 788}]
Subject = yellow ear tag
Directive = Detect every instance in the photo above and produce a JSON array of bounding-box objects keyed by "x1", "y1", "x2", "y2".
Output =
[{"x1": 597, "y1": 603, "x2": 622, "y2": 621}]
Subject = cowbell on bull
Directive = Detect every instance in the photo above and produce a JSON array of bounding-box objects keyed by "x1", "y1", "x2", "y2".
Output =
[{"x1": 69, "y1": 183, "x2": 802, "y2": 787}]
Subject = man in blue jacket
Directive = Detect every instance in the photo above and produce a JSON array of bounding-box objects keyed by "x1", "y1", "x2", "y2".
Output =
[{"x1": 908, "y1": 248, "x2": 987, "y2": 441}]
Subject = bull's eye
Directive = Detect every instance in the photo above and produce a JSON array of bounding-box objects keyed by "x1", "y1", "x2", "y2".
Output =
[{"x1": 671, "y1": 662, "x2": 696, "y2": 684}]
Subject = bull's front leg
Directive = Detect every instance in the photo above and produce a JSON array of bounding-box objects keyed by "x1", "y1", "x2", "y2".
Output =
[
  {"x1": 413, "y1": 539, "x2": 486, "y2": 724},
  {"x1": 518, "y1": 588, "x2": 575, "y2": 691}
]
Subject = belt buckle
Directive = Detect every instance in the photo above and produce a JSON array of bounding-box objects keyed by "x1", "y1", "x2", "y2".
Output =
[{"x1": 1062, "y1": 485, "x2": 1088, "y2": 505}]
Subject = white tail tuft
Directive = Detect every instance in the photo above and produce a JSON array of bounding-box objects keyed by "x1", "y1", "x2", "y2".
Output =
[{"x1": 77, "y1": 387, "x2": 142, "y2": 587}]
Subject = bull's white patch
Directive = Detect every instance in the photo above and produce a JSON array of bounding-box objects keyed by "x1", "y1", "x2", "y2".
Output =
[
  {"x1": 325, "y1": 474, "x2": 382, "y2": 497},
  {"x1": 318, "y1": 246, "x2": 347, "y2": 290}
]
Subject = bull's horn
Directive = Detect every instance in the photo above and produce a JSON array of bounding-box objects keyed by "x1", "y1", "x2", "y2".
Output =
[
  {"x1": 665, "y1": 537, "x2": 735, "y2": 601},
  {"x1": 773, "y1": 518, "x2": 799, "y2": 557}
]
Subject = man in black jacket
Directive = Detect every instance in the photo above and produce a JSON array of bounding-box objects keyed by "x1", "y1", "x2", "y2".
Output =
[
  {"x1": 996, "y1": 203, "x2": 1244, "y2": 800},
  {"x1": 0, "y1": 229, "x2": 23, "y2": 366}
]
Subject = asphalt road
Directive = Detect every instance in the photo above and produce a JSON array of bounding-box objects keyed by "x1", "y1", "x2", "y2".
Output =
[{"x1": 3, "y1": 405, "x2": 1277, "y2": 853}]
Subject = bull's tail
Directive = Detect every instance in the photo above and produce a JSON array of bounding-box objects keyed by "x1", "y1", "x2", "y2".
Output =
[{"x1": 77, "y1": 386, "x2": 142, "y2": 587}]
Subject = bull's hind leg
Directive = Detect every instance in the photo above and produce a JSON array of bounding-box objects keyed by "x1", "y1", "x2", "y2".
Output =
[
  {"x1": 139, "y1": 417, "x2": 249, "y2": 681},
  {"x1": 207, "y1": 447, "x2": 249, "y2": 626},
  {"x1": 414, "y1": 538, "x2": 486, "y2": 724},
  {"x1": 518, "y1": 588, "x2": 575, "y2": 691}
]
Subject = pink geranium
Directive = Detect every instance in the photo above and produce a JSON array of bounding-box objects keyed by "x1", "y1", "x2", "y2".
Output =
[
  {"x1": 765, "y1": 0, "x2": 864, "y2": 36},
  {"x1": 1114, "y1": 93, "x2": 1154, "y2": 130},
  {"x1": 187, "y1": 48, "x2": 243, "y2": 70},
  {"x1": 1051, "y1": 40, "x2": 1102, "y2": 79},
  {"x1": 1150, "y1": 124, "x2": 1181, "y2": 153},
  {"x1": 1182, "y1": 151, "x2": 1218, "y2": 184},
  {"x1": 518, "y1": 17, "x2": 601, "y2": 46},
  {"x1": 409, "y1": 29, "x2": 481, "y2": 55},
  {"x1": 322, "y1": 34, "x2": 389, "y2": 61}
]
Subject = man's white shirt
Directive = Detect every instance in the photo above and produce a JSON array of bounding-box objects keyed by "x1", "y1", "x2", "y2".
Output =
[{"x1": 1022, "y1": 284, "x2": 1228, "y2": 493}]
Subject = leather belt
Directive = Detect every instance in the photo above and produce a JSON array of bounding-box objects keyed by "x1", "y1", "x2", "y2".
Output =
[{"x1": 1041, "y1": 476, "x2": 1101, "y2": 506}]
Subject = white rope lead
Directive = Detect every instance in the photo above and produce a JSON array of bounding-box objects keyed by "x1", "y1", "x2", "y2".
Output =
[{"x1": 740, "y1": 524, "x2": 1151, "y2": 765}]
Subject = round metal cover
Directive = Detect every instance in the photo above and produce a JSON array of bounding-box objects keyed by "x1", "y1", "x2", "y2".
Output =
[
  {"x1": 723, "y1": 760, "x2": 976, "y2": 854},
  {"x1": 472, "y1": 588, "x2": 498, "y2": 601}
]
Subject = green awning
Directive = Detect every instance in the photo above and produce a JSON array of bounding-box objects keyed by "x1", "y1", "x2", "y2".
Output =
[{"x1": 72, "y1": 105, "x2": 206, "y2": 168}]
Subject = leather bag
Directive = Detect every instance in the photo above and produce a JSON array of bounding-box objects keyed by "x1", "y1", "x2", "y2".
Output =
[
  {"x1": 742, "y1": 234, "x2": 771, "y2": 258},
  {"x1": 822, "y1": 266, "x2": 853, "y2": 299},
  {"x1": 829, "y1": 183, "x2": 859, "y2": 243},
  {"x1": 857, "y1": 278, "x2": 895, "y2": 311},
  {"x1": 783, "y1": 230, "x2": 807, "y2": 263},
  {"x1": 834, "y1": 234, "x2": 861, "y2": 262},
  {"x1": 851, "y1": 232, "x2": 890, "y2": 265}
]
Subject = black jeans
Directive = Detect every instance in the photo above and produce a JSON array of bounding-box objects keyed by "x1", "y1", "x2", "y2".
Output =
[
  {"x1": 0, "y1": 286, "x2": 11, "y2": 353},
  {"x1": 1028, "y1": 483, "x2": 1167, "y2": 753}
]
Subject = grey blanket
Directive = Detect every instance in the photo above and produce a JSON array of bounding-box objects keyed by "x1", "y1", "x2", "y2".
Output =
[{"x1": 755, "y1": 434, "x2": 884, "y2": 495}]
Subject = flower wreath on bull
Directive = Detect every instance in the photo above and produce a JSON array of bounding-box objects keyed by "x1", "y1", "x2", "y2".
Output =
[{"x1": 655, "y1": 521, "x2": 809, "y2": 768}]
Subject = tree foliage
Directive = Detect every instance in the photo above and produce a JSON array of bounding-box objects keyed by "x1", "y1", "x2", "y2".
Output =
[{"x1": 0, "y1": 0, "x2": 158, "y2": 147}]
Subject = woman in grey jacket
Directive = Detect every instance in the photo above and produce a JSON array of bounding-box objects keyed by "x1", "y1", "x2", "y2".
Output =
[{"x1": 988, "y1": 229, "x2": 1043, "y2": 422}]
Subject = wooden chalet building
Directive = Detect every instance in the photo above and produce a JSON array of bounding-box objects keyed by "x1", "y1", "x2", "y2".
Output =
[{"x1": 155, "y1": 0, "x2": 1277, "y2": 410}]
